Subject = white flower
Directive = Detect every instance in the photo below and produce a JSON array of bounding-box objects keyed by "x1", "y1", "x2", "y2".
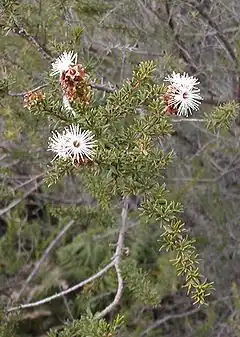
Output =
[
  {"x1": 48, "y1": 125, "x2": 96, "y2": 163},
  {"x1": 62, "y1": 95, "x2": 75, "y2": 116},
  {"x1": 164, "y1": 72, "x2": 203, "y2": 116},
  {"x1": 167, "y1": 85, "x2": 203, "y2": 116},
  {"x1": 51, "y1": 51, "x2": 77, "y2": 76},
  {"x1": 47, "y1": 130, "x2": 69, "y2": 161},
  {"x1": 164, "y1": 72, "x2": 200, "y2": 90},
  {"x1": 64, "y1": 124, "x2": 96, "y2": 163}
]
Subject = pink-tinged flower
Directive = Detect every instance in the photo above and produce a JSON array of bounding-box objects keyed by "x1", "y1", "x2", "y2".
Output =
[
  {"x1": 164, "y1": 72, "x2": 203, "y2": 116},
  {"x1": 60, "y1": 64, "x2": 92, "y2": 105}
]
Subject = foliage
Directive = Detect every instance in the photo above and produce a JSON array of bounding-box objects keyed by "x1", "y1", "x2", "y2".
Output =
[
  {"x1": 0, "y1": 0, "x2": 240, "y2": 336},
  {"x1": 0, "y1": 309, "x2": 19, "y2": 337},
  {"x1": 47, "y1": 313, "x2": 124, "y2": 337},
  {"x1": 122, "y1": 259, "x2": 160, "y2": 306},
  {"x1": 205, "y1": 101, "x2": 239, "y2": 131}
]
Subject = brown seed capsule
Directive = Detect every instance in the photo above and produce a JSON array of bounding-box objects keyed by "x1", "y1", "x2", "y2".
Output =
[{"x1": 23, "y1": 90, "x2": 45, "y2": 109}]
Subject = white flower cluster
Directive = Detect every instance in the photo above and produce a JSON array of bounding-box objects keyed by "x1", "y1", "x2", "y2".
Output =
[
  {"x1": 48, "y1": 124, "x2": 96, "y2": 164},
  {"x1": 48, "y1": 52, "x2": 96, "y2": 165},
  {"x1": 48, "y1": 52, "x2": 203, "y2": 164},
  {"x1": 164, "y1": 72, "x2": 203, "y2": 116}
]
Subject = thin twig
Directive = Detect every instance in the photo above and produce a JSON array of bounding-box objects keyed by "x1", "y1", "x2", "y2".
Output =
[
  {"x1": 8, "y1": 84, "x2": 48, "y2": 97},
  {"x1": 95, "y1": 197, "x2": 129, "y2": 319},
  {"x1": 13, "y1": 173, "x2": 45, "y2": 191},
  {"x1": 0, "y1": 179, "x2": 44, "y2": 217},
  {"x1": 139, "y1": 307, "x2": 200, "y2": 336},
  {"x1": 164, "y1": 0, "x2": 219, "y2": 101},
  {"x1": 15, "y1": 220, "x2": 74, "y2": 302},
  {"x1": 33, "y1": 193, "x2": 85, "y2": 205},
  {"x1": 11, "y1": 21, "x2": 53, "y2": 61},
  {"x1": 7, "y1": 260, "x2": 115, "y2": 313},
  {"x1": 8, "y1": 82, "x2": 115, "y2": 97},
  {"x1": 90, "y1": 82, "x2": 115, "y2": 93},
  {"x1": 190, "y1": 2, "x2": 238, "y2": 65},
  {"x1": 171, "y1": 118, "x2": 206, "y2": 122},
  {"x1": 60, "y1": 285, "x2": 75, "y2": 321}
]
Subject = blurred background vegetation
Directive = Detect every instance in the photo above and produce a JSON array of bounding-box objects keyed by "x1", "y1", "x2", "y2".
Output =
[{"x1": 1, "y1": 0, "x2": 240, "y2": 336}]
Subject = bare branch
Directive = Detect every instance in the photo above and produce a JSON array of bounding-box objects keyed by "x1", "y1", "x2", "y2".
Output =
[
  {"x1": 6, "y1": 197, "x2": 132, "y2": 314},
  {"x1": 7, "y1": 82, "x2": 225, "y2": 107},
  {"x1": 90, "y1": 82, "x2": 115, "y2": 93},
  {"x1": 15, "y1": 220, "x2": 75, "y2": 302},
  {"x1": 0, "y1": 179, "x2": 44, "y2": 217},
  {"x1": 13, "y1": 173, "x2": 45, "y2": 191},
  {"x1": 95, "y1": 197, "x2": 129, "y2": 319},
  {"x1": 162, "y1": 1, "x2": 219, "y2": 100},
  {"x1": 7, "y1": 260, "x2": 115, "y2": 313},
  {"x1": 190, "y1": 1, "x2": 238, "y2": 66},
  {"x1": 140, "y1": 307, "x2": 200, "y2": 336},
  {"x1": 11, "y1": 21, "x2": 53, "y2": 61},
  {"x1": 8, "y1": 84, "x2": 48, "y2": 97},
  {"x1": 189, "y1": 1, "x2": 240, "y2": 105},
  {"x1": 8, "y1": 82, "x2": 115, "y2": 97},
  {"x1": 171, "y1": 118, "x2": 206, "y2": 122}
]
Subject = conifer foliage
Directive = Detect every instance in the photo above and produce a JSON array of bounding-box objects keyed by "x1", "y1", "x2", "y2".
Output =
[
  {"x1": 6, "y1": 53, "x2": 212, "y2": 325},
  {"x1": 1, "y1": 1, "x2": 239, "y2": 336}
]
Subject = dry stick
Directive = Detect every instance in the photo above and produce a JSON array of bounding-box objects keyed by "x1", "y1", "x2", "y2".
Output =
[
  {"x1": 8, "y1": 82, "x2": 115, "y2": 97},
  {"x1": 8, "y1": 84, "x2": 48, "y2": 97},
  {"x1": 190, "y1": 2, "x2": 240, "y2": 105},
  {"x1": 15, "y1": 220, "x2": 75, "y2": 302},
  {"x1": 60, "y1": 285, "x2": 75, "y2": 321},
  {"x1": 95, "y1": 197, "x2": 129, "y2": 319},
  {"x1": 11, "y1": 20, "x2": 53, "y2": 61},
  {"x1": 171, "y1": 118, "x2": 206, "y2": 122},
  {"x1": 91, "y1": 82, "x2": 115, "y2": 93},
  {"x1": 192, "y1": 3, "x2": 238, "y2": 65},
  {"x1": 13, "y1": 173, "x2": 45, "y2": 191},
  {"x1": 7, "y1": 260, "x2": 115, "y2": 313},
  {"x1": 139, "y1": 307, "x2": 200, "y2": 336},
  {"x1": 0, "y1": 179, "x2": 44, "y2": 217}
]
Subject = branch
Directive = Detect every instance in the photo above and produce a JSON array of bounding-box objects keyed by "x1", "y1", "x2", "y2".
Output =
[
  {"x1": 0, "y1": 178, "x2": 44, "y2": 217},
  {"x1": 11, "y1": 21, "x2": 53, "y2": 61},
  {"x1": 190, "y1": 2, "x2": 238, "y2": 66},
  {"x1": 171, "y1": 118, "x2": 206, "y2": 122},
  {"x1": 164, "y1": 0, "x2": 199, "y2": 74},
  {"x1": 189, "y1": 1, "x2": 240, "y2": 105},
  {"x1": 140, "y1": 307, "x2": 200, "y2": 336},
  {"x1": 6, "y1": 198, "x2": 130, "y2": 314},
  {"x1": 8, "y1": 84, "x2": 48, "y2": 97},
  {"x1": 7, "y1": 260, "x2": 115, "y2": 313},
  {"x1": 95, "y1": 197, "x2": 129, "y2": 319},
  {"x1": 7, "y1": 82, "x2": 225, "y2": 106},
  {"x1": 13, "y1": 173, "x2": 45, "y2": 191},
  {"x1": 90, "y1": 82, "x2": 115, "y2": 93},
  {"x1": 7, "y1": 82, "x2": 115, "y2": 97},
  {"x1": 14, "y1": 220, "x2": 75, "y2": 302},
  {"x1": 164, "y1": 0, "x2": 218, "y2": 100}
]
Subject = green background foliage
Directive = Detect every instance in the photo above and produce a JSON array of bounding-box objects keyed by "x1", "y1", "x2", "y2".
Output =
[{"x1": 1, "y1": 0, "x2": 240, "y2": 336}]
